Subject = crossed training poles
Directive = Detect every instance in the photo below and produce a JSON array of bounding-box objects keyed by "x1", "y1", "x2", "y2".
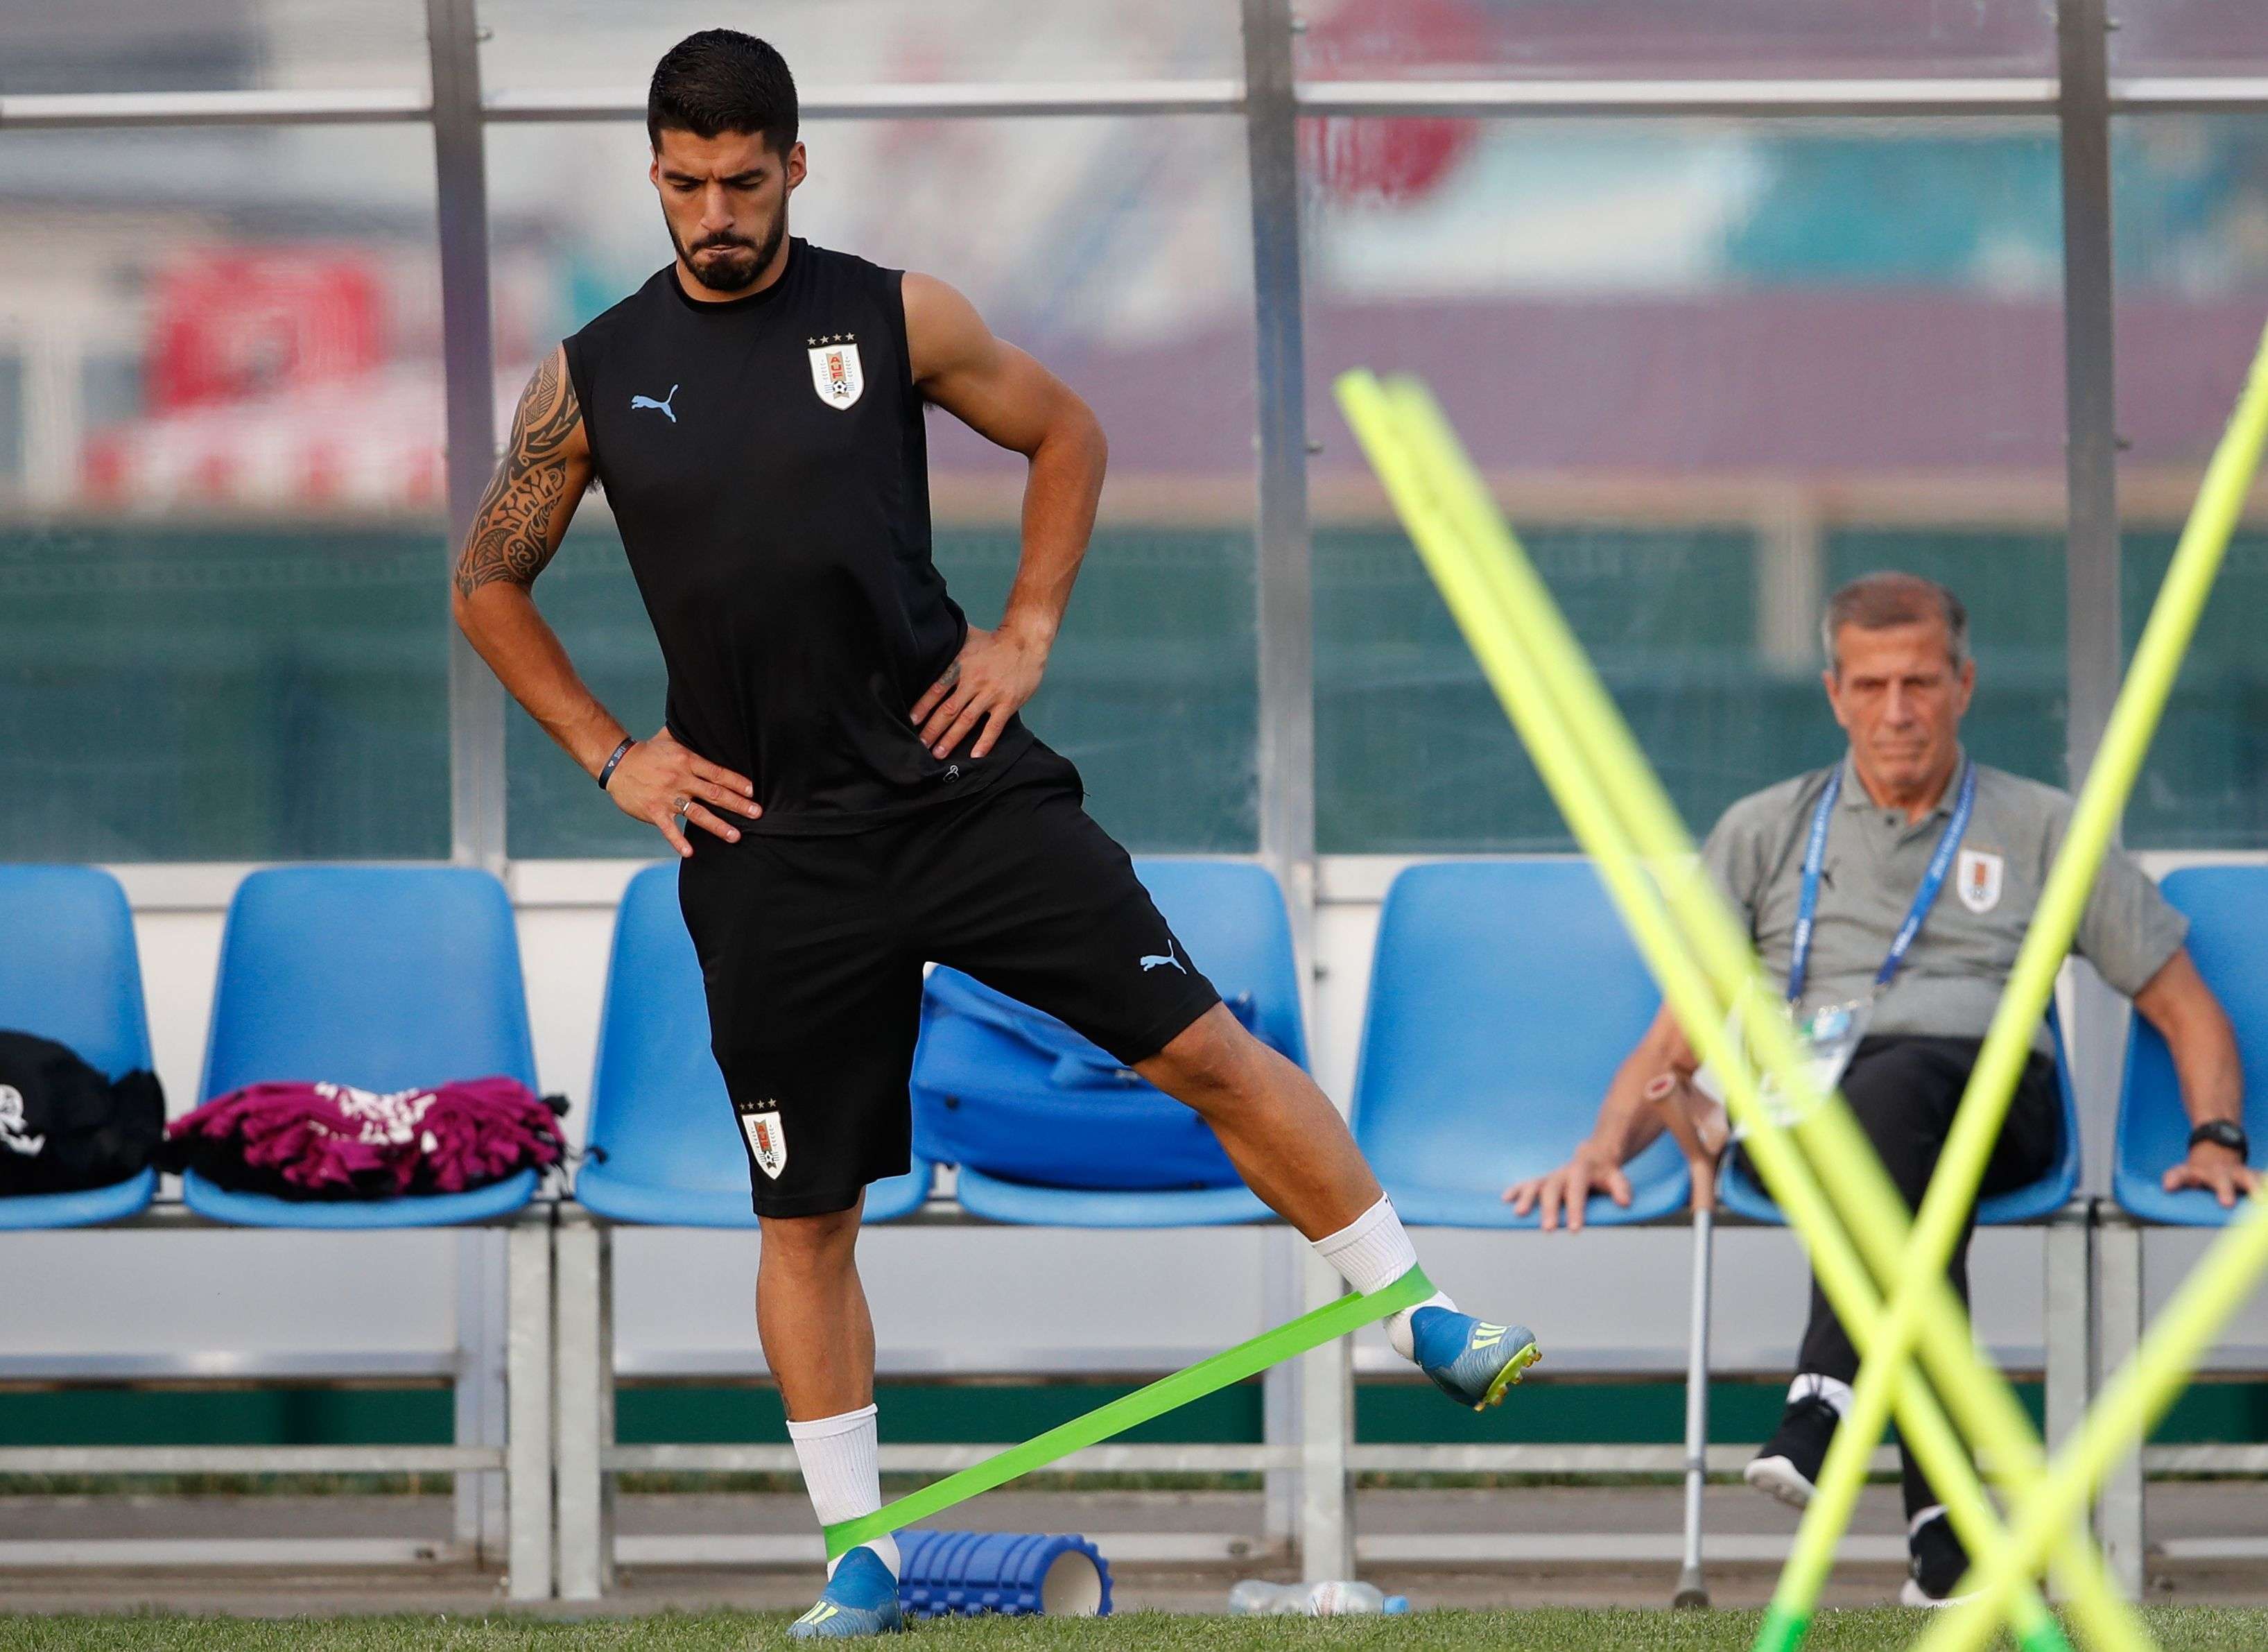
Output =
[
  {"x1": 1337, "y1": 322, "x2": 2268, "y2": 1652},
  {"x1": 1338, "y1": 372, "x2": 2122, "y2": 1652}
]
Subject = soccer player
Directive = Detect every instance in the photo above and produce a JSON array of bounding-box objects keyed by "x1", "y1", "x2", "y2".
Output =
[{"x1": 453, "y1": 31, "x2": 1537, "y2": 1638}]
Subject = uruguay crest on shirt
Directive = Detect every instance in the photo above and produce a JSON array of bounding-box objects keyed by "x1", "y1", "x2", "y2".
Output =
[
  {"x1": 808, "y1": 334, "x2": 863, "y2": 410},
  {"x1": 1957, "y1": 847, "x2": 2005, "y2": 913}
]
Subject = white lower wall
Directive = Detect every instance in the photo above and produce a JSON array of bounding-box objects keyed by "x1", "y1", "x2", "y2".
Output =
[{"x1": 12, "y1": 858, "x2": 2265, "y2": 1387}]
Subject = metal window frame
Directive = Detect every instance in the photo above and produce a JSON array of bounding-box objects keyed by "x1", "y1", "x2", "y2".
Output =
[
  {"x1": 2056, "y1": 0, "x2": 2125, "y2": 1221},
  {"x1": 12, "y1": 70, "x2": 2268, "y2": 131},
  {"x1": 1, "y1": 33, "x2": 2210, "y2": 1014}
]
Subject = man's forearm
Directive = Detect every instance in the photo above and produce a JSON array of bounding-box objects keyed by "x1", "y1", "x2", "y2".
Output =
[
  {"x1": 998, "y1": 414, "x2": 1105, "y2": 645},
  {"x1": 2173, "y1": 1031, "x2": 2245, "y2": 1130},
  {"x1": 455, "y1": 583, "x2": 627, "y2": 779},
  {"x1": 2136, "y1": 953, "x2": 2246, "y2": 1130},
  {"x1": 1592, "y1": 1053, "x2": 1672, "y2": 1161}
]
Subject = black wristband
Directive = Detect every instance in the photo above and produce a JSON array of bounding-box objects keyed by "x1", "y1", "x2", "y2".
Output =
[
  {"x1": 596, "y1": 737, "x2": 636, "y2": 791},
  {"x1": 2190, "y1": 1119, "x2": 2250, "y2": 1159}
]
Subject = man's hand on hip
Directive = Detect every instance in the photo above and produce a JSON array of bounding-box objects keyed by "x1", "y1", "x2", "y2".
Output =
[
  {"x1": 607, "y1": 727, "x2": 761, "y2": 859},
  {"x1": 1504, "y1": 1143, "x2": 1631, "y2": 1232},
  {"x1": 912, "y1": 622, "x2": 1048, "y2": 761},
  {"x1": 2164, "y1": 1140, "x2": 2260, "y2": 1209}
]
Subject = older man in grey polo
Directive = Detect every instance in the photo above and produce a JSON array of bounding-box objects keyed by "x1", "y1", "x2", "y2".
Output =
[
  {"x1": 1701, "y1": 746, "x2": 2181, "y2": 1067},
  {"x1": 1507, "y1": 570, "x2": 2251, "y2": 1605}
]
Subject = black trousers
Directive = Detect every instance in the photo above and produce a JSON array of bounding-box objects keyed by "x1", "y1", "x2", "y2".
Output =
[{"x1": 1785, "y1": 1034, "x2": 2060, "y2": 1518}]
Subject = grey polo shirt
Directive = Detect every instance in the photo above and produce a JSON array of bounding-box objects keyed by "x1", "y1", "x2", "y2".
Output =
[{"x1": 1699, "y1": 752, "x2": 2188, "y2": 1050}]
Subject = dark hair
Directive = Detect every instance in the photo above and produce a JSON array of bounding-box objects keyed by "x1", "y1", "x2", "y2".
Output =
[
  {"x1": 1821, "y1": 571, "x2": 1969, "y2": 674},
  {"x1": 647, "y1": 30, "x2": 798, "y2": 156}
]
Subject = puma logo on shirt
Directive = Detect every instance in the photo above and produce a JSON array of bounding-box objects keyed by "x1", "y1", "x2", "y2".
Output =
[{"x1": 631, "y1": 384, "x2": 679, "y2": 423}]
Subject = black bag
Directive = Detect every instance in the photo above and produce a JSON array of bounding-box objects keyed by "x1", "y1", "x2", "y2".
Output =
[{"x1": 0, "y1": 1031, "x2": 166, "y2": 1196}]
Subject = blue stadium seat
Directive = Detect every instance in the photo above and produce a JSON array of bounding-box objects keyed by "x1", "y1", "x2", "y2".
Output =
[
  {"x1": 2115, "y1": 867, "x2": 2268, "y2": 1228},
  {"x1": 912, "y1": 859, "x2": 1300, "y2": 1228},
  {"x1": 0, "y1": 865, "x2": 159, "y2": 1230},
  {"x1": 1717, "y1": 1014, "x2": 2083, "y2": 1226},
  {"x1": 1353, "y1": 861, "x2": 1686, "y2": 1229},
  {"x1": 576, "y1": 863, "x2": 932, "y2": 1227},
  {"x1": 182, "y1": 866, "x2": 543, "y2": 1229}
]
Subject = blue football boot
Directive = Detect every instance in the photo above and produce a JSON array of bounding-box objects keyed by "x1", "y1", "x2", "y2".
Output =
[
  {"x1": 787, "y1": 1546, "x2": 903, "y2": 1640},
  {"x1": 1411, "y1": 1305, "x2": 1541, "y2": 1411}
]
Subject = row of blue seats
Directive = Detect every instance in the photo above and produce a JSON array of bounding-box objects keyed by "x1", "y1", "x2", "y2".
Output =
[{"x1": 4, "y1": 859, "x2": 2260, "y2": 1234}]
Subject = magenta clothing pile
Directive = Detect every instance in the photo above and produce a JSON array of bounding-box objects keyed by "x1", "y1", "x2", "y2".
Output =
[{"x1": 164, "y1": 1077, "x2": 563, "y2": 1198}]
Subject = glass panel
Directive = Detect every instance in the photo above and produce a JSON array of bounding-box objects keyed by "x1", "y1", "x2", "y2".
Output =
[
  {"x1": 2109, "y1": 4, "x2": 2268, "y2": 78},
  {"x1": 0, "y1": 0, "x2": 429, "y2": 96},
  {"x1": 487, "y1": 115, "x2": 1259, "y2": 856},
  {"x1": 0, "y1": 127, "x2": 451, "y2": 861},
  {"x1": 1296, "y1": 0, "x2": 2054, "y2": 83},
  {"x1": 2113, "y1": 114, "x2": 2268, "y2": 849},
  {"x1": 1307, "y1": 117, "x2": 2067, "y2": 852},
  {"x1": 0, "y1": 352, "x2": 24, "y2": 489},
  {"x1": 477, "y1": 1, "x2": 1240, "y2": 93}
]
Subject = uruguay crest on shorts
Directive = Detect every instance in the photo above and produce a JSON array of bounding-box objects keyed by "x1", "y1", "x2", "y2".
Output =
[
  {"x1": 1956, "y1": 847, "x2": 2004, "y2": 914},
  {"x1": 736, "y1": 1098, "x2": 788, "y2": 1180},
  {"x1": 808, "y1": 336, "x2": 863, "y2": 410}
]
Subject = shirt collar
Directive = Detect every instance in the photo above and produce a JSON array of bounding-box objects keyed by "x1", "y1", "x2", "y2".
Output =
[{"x1": 1838, "y1": 748, "x2": 1968, "y2": 819}]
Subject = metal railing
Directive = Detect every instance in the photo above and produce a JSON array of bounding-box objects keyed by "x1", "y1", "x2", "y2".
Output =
[
  {"x1": 0, "y1": 1203, "x2": 556, "y2": 1599},
  {"x1": 14, "y1": 1187, "x2": 2266, "y2": 1599}
]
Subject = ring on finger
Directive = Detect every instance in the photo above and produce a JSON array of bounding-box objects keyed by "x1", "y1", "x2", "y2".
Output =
[{"x1": 671, "y1": 795, "x2": 689, "y2": 816}]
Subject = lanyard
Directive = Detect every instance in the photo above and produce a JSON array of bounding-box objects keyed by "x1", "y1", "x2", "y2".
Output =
[{"x1": 1786, "y1": 759, "x2": 1975, "y2": 1006}]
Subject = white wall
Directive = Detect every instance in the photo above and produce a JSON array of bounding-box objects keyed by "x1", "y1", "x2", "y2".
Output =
[{"x1": 12, "y1": 859, "x2": 2264, "y2": 1386}]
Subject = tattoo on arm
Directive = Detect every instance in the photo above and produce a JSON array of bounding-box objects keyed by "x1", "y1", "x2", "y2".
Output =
[{"x1": 453, "y1": 351, "x2": 583, "y2": 599}]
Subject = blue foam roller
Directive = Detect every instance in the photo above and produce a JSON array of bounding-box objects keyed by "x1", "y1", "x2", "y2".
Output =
[{"x1": 895, "y1": 1529, "x2": 1112, "y2": 1619}]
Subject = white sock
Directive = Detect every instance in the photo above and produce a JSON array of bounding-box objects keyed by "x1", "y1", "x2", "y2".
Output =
[
  {"x1": 1313, "y1": 1194, "x2": 1455, "y2": 1361},
  {"x1": 1790, "y1": 1373, "x2": 1855, "y2": 1418},
  {"x1": 786, "y1": 1403, "x2": 900, "y2": 1579}
]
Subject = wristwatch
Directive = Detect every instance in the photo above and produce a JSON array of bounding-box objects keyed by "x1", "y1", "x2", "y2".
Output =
[{"x1": 2188, "y1": 1119, "x2": 2251, "y2": 1159}]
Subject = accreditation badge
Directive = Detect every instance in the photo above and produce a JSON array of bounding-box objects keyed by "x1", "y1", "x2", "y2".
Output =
[
  {"x1": 1792, "y1": 997, "x2": 1873, "y2": 1098},
  {"x1": 1693, "y1": 993, "x2": 1873, "y2": 1136}
]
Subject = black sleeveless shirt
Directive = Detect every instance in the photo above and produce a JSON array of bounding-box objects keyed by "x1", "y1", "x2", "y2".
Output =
[{"x1": 562, "y1": 240, "x2": 1032, "y2": 833}]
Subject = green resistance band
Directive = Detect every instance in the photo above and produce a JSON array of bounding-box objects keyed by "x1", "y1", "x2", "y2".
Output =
[{"x1": 824, "y1": 1264, "x2": 1434, "y2": 1559}]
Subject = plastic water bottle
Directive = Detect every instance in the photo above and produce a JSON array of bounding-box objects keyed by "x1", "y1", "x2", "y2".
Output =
[
  {"x1": 1228, "y1": 1579, "x2": 1410, "y2": 1616},
  {"x1": 1226, "y1": 1581, "x2": 1305, "y2": 1616}
]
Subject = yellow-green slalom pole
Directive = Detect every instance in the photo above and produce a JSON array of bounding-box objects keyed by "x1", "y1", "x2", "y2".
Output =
[
  {"x1": 1765, "y1": 311, "x2": 2268, "y2": 1644},
  {"x1": 1381, "y1": 375, "x2": 2154, "y2": 1652},
  {"x1": 1365, "y1": 377, "x2": 2154, "y2": 1652},
  {"x1": 1916, "y1": 1197, "x2": 2268, "y2": 1652},
  {"x1": 1333, "y1": 373, "x2": 2090, "y2": 1652},
  {"x1": 1344, "y1": 377, "x2": 2088, "y2": 1652},
  {"x1": 1905, "y1": 318, "x2": 2268, "y2": 1652}
]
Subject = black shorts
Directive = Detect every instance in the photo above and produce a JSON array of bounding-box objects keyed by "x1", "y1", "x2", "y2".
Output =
[{"x1": 677, "y1": 742, "x2": 1222, "y2": 1217}]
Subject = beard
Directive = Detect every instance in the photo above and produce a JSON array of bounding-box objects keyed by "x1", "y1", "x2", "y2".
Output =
[{"x1": 672, "y1": 203, "x2": 786, "y2": 293}]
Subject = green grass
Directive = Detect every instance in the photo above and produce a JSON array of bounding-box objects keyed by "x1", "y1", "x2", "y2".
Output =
[{"x1": 6, "y1": 1612, "x2": 2268, "y2": 1652}]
